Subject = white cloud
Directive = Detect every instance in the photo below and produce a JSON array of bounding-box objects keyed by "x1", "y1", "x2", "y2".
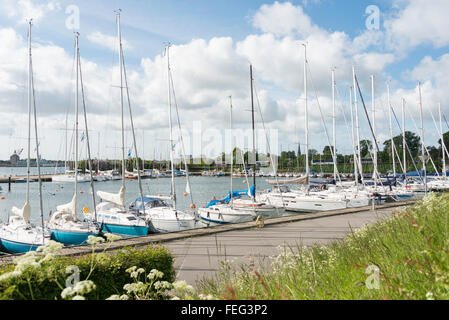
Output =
[
  {"x1": 385, "y1": 0, "x2": 449, "y2": 51},
  {"x1": 251, "y1": 1, "x2": 323, "y2": 37},
  {"x1": 2, "y1": 0, "x2": 61, "y2": 24},
  {"x1": 87, "y1": 31, "x2": 133, "y2": 52}
]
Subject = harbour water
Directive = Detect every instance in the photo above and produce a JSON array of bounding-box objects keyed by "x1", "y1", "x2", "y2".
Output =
[{"x1": 0, "y1": 167, "x2": 276, "y2": 228}]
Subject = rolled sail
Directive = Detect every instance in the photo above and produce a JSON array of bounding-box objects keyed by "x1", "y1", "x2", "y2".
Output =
[
  {"x1": 97, "y1": 186, "x2": 126, "y2": 207},
  {"x1": 11, "y1": 201, "x2": 31, "y2": 223},
  {"x1": 266, "y1": 175, "x2": 309, "y2": 186},
  {"x1": 56, "y1": 193, "x2": 77, "y2": 216}
]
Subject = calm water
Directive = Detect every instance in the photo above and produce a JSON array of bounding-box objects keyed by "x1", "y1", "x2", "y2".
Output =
[{"x1": 0, "y1": 167, "x2": 274, "y2": 226}]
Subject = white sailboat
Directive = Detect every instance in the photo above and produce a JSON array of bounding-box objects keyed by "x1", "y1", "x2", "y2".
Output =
[
  {"x1": 47, "y1": 34, "x2": 100, "y2": 246},
  {"x1": 131, "y1": 44, "x2": 196, "y2": 233},
  {"x1": 199, "y1": 92, "x2": 260, "y2": 225},
  {"x1": 0, "y1": 21, "x2": 50, "y2": 253},
  {"x1": 85, "y1": 11, "x2": 148, "y2": 237}
]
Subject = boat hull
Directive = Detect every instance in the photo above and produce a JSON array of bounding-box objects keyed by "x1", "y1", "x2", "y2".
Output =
[
  {"x1": 50, "y1": 229, "x2": 98, "y2": 246},
  {"x1": 0, "y1": 238, "x2": 40, "y2": 254},
  {"x1": 98, "y1": 223, "x2": 149, "y2": 237},
  {"x1": 148, "y1": 219, "x2": 196, "y2": 233},
  {"x1": 198, "y1": 209, "x2": 255, "y2": 225}
]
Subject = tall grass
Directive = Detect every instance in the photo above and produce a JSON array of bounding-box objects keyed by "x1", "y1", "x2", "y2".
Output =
[{"x1": 197, "y1": 193, "x2": 449, "y2": 300}]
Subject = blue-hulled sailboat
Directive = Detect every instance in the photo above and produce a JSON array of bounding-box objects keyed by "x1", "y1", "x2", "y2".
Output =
[
  {"x1": 85, "y1": 11, "x2": 149, "y2": 237},
  {"x1": 47, "y1": 34, "x2": 100, "y2": 245},
  {"x1": 0, "y1": 21, "x2": 50, "y2": 253}
]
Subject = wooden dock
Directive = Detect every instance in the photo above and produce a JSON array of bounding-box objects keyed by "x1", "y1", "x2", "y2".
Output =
[{"x1": 0, "y1": 174, "x2": 54, "y2": 184}]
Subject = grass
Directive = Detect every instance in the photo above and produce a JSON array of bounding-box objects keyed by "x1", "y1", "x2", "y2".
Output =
[{"x1": 197, "y1": 193, "x2": 449, "y2": 300}]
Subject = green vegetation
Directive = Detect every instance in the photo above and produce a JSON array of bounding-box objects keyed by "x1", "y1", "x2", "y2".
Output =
[
  {"x1": 197, "y1": 193, "x2": 449, "y2": 300},
  {"x1": 0, "y1": 240, "x2": 175, "y2": 300}
]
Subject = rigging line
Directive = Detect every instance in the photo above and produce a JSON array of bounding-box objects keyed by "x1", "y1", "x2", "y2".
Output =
[
  {"x1": 354, "y1": 74, "x2": 392, "y2": 188},
  {"x1": 120, "y1": 45, "x2": 146, "y2": 216},
  {"x1": 78, "y1": 43, "x2": 98, "y2": 222},
  {"x1": 168, "y1": 70, "x2": 195, "y2": 208},
  {"x1": 387, "y1": 98, "x2": 405, "y2": 174},
  {"x1": 391, "y1": 135, "x2": 406, "y2": 174},
  {"x1": 390, "y1": 106, "x2": 425, "y2": 183},
  {"x1": 334, "y1": 84, "x2": 364, "y2": 178},
  {"x1": 408, "y1": 110, "x2": 440, "y2": 176},
  {"x1": 429, "y1": 109, "x2": 449, "y2": 161},
  {"x1": 306, "y1": 61, "x2": 342, "y2": 185},
  {"x1": 252, "y1": 82, "x2": 286, "y2": 208}
]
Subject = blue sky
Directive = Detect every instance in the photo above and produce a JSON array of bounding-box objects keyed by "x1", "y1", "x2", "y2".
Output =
[{"x1": 1, "y1": 0, "x2": 449, "y2": 160}]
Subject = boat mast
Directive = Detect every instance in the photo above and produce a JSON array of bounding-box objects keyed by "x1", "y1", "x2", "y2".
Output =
[
  {"x1": 119, "y1": 12, "x2": 145, "y2": 215},
  {"x1": 78, "y1": 34, "x2": 98, "y2": 223},
  {"x1": 117, "y1": 10, "x2": 126, "y2": 194},
  {"x1": 332, "y1": 68, "x2": 337, "y2": 183},
  {"x1": 387, "y1": 82, "x2": 396, "y2": 177},
  {"x1": 229, "y1": 95, "x2": 233, "y2": 207},
  {"x1": 303, "y1": 44, "x2": 309, "y2": 188},
  {"x1": 166, "y1": 44, "x2": 176, "y2": 209},
  {"x1": 26, "y1": 21, "x2": 32, "y2": 205},
  {"x1": 440, "y1": 102, "x2": 446, "y2": 180},
  {"x1": 402, "y1": 98, "x2": 407, "y2": 181},
  {"x1": 250, "y1": 64, "x2": 256, "y2": 196},
  {"x1": 349, "y1": 87, "x2": 358, "y2": 187},
  {"x1": 371, "y1": 75, "x2": 378, "y2": 188},
  {"x1": 74, "y1": 33, "x2": 79, "y2": 222},
  {"x1": 352, "y1": 66, "x2": 363, "y2": 185},
  {"x1": 29, "y1": 20, "x2": 45, "y2": 238},
  {"x1": 418, "y1": 82, "x2": 427, "y2": 194}
]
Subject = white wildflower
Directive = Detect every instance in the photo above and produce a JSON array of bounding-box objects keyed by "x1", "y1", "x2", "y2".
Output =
[
  {"x1": 72, "y1": 295, "x2": 85, "y2": 300},
  {"x1": 73, "y1": 280, "x2": 96, "y2": 296},
  {"x1": 126, "y1": 266, "x2": 137, "y2": 274},
  {"x1": 104, "y1": 233, "x2": 122, "y2": 242},
  {"x1": 147, "y1": 269, "x2": 164, "y2": 280},
  {"x1": 153, "y1": 281, "x2": 172, "y2": 291},
  {"x1": 173, "y1": 280, "x2": 188, "y2": 291},
  {"x1": 86, "y1": 235, "x2": 105, "y2": 246}
]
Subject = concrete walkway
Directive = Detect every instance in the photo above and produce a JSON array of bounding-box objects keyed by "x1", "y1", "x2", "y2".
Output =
[{"x1": 168, "y1": 207, "x2": 398, "y2": 285}]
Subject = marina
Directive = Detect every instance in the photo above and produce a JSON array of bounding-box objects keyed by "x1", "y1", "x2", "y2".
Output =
[{"x1": 0, "y1": 0, "x2": 448, "y2": 303}]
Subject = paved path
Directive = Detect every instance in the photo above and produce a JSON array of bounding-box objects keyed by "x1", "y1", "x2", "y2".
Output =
[{"x1": 167, "y1": 207, "x2": 397, "y2": 285}]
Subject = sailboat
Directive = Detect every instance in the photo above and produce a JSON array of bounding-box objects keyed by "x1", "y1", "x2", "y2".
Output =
[
  {"x1": 130, "y1": 44, "x2": 197, "y2": 233},
  {"x1": 47, "y1": 34, "x2": 101, "y2": 246},
  {"x1": 0, "y1": 21, "x2": 50, "y2": 253},
  {"x1": 199, "y1": 94, "x2": 260, "y2": 225},
  {"x1": 85, "y1": 11, "x2": 148, "y2": 237},
  {"x1": 230, "y1": 65, "x2": 281, "y2": 218}
]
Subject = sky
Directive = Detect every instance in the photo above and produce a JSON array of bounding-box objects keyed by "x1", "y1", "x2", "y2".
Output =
[{"x1": 1, "y1": 0, "x2": 449, "y2": 162}]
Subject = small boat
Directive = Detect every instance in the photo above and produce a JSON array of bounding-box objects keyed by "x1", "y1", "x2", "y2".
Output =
[{"x1": 130, "y1": 197, "x2": 196, "y2": 233}]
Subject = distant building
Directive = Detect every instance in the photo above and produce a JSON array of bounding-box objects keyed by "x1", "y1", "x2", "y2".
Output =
[{"x1": 9, "y1": 152, "x2": 20, "y2": 166}]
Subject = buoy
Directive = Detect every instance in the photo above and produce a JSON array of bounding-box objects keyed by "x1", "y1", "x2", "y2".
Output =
[
  {"x1": 80, "y1": 191, "x2": 84, "y2": 194},
  {"x1": 190, "y1": 204, "x2": 196, "y2": 209},
  {"x1": 0, "y1": 197, "x2": 5, "y2": 200},
  {"x1": 83, "y1": 207, "x2": 89, "y2": 214},
  {"x1": 183, "y1": 193, "x2": 188, "y2": 197}
]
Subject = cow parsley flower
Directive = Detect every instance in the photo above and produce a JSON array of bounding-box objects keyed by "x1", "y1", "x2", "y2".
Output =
[
  {"x1": 87, "y1": 235, "x2": 105, "y2": 246},
  {"x1": 104, "y1": 233, "x2": 122, "y2": 242}
]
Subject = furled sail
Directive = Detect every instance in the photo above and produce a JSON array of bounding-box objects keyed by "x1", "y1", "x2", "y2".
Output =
[
  {"x1": 266, "y1": 175, "x2": 309, "y2": 186},
  {"x1": 11, "y1": 201, "x2": 31, "y2": 223},
  {"x1": 97, "y1": 186, "x2": 126, "y2": 207},
  {"x1": 56, "y1": 193, "x2": 77, "y2": 217}
]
